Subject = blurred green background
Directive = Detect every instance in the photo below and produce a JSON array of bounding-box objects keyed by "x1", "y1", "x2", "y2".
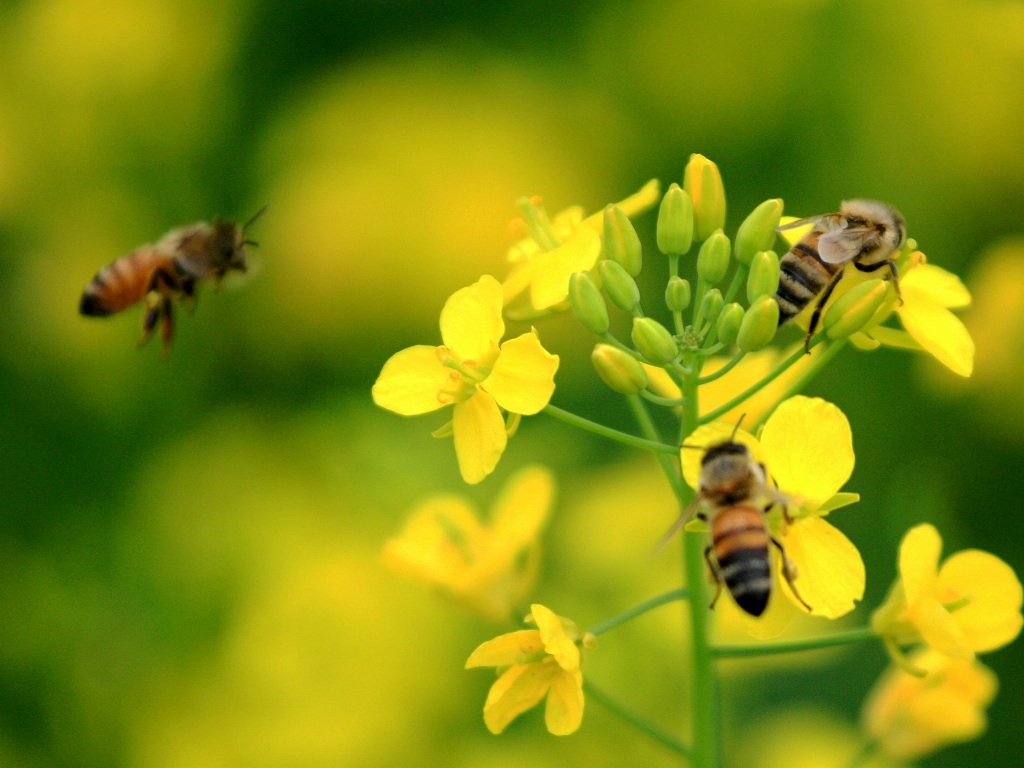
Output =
[{"x1": 1, "y1": 0, "x2": 1022, "y2": 765}]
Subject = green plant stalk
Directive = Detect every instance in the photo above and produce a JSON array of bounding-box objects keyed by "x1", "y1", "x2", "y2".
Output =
[
  {"x1": 712, "y1": 626, "x2": 875, "y2": 658},
  {"x1": 679, "y1": 374, "x2": 720, "y2": 768},
  {"x1": 585, "y1": 681, "x2": 691, "y2": 757},
  {"x1": 627, "y1": 395, "x2": 684, "y2": 498},
  {"x1": 697, "y1": 351, "x2": 746, "y2": 385},
  {"x1": 586, "y1": 588, "x2": 689, "y2": 637},
  {"x1": 749, "y1": 338, "x2": 848, "y2": 430},
  {"x1": 721, "y1": 263, "x2": 748, "y2": 305},
  {"x1": 543, "y1": 404, "x2": 678, "y2": 454},
  {"x1": 698, "y1": 334, "x2": 826, "y2": 425}
]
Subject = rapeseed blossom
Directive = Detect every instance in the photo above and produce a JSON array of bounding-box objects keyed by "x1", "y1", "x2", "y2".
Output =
[
  {"x1": 382, "y1": 466, "x2": 554, "y2": 621},
  {"x1": 372, "y1": 275, "x2": 559, "y2": 483},
  {"x1": 466, "y1": 604, "x2": 587, "y2": 735},
  {"x1": 872, "y1": 523, "x2": 1022, "y2": 668},
  {"x1": 681, "y1": 396, "x2": 864, "y2": 627}
]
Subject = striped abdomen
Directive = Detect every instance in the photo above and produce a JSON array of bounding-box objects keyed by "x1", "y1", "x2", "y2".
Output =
[
  {"x1": 774, "y1": 232, "x2": 841, "y2": 325},
  {"x1": 79, "y1": 247, "x2": 171, "y2": 316},
  {"x1": 711, "y1": 505, "x2": 771, "y2": 617}
]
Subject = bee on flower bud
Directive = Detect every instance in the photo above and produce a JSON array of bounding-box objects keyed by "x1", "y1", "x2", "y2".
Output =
[{"x1": 775, "y1": 199, "x2": 906, "y2": 352}]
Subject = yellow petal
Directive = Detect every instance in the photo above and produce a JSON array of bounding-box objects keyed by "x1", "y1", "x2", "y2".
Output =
[
  {"x1": 900, "y1": 524, "x2": 942, "y2": 605},
  {"x1": 532, "y1": 603, "x2": 580, "y2": 672},
  {"x1": 779, "y1": 517, "x2": 865, "y2": 618},
  {"x1": 480, "y1": 331, "x2": 559, "y2": 415},
  {"x1": 897, "y1": 286, "x2": 975, "y2": 377},
  {"x1": 545, "y1": 669, "x2": 584, "y2": 735},
  {"x1": 759, "y1": 396, "x2": 854, "y2": 510},
  {"x1": 939, "y1": 550, "x2": 1023, "y2": 652},
  {"x1": 381, "y1": 495, "x2": 484, "y2": 584},
  {"x1": 466, "y1": 629, "x2": 544, "y2": 668},
  {"x1": 680, "y1": 421, "x2": 762, "y2": 492},
  {"x1": 491, "y1": 465, "x2": 555, "y2": 546},
  {"x1": 529, "y1": 226, "x2": 602, "y2": 310},
  {"x1": 482, "y1": 662, "x2": 557, "y2": 734},
  {"x1": 911, "y1": 597, "x2": 973, "y2": 659},
  {"x1": 440, "y1": 275, "x2": 504, "y2": 363},
  {"x1": 453, "y1": 393, "x2": 507, "y2": 485},
  {"x1": 903, "y1": 263, "x2": 972, "y2": 309},
  {"x1": 371, "y1": 345, "x2": 451, "y2": 415},
  {"x1": 738, "y1": 580, "x2": 798, "y2": 640}
]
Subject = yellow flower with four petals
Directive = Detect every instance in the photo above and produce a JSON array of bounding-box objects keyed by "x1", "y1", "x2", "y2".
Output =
[
  {"x1": 382, "y1": 466, "x2": 554, "y2": 622},
  {"x1": 372, "y1": 275, "x2": 559, "y2": 484},
  {"x1": 465, "y1": 603, "x2": 587, "y2": 735},
  {"x1": 871, "y1": 523, "x2": 1022, "y2": 669},
  {"x1": 681, "y1": 395, "x2": 865, "y2": 632}
]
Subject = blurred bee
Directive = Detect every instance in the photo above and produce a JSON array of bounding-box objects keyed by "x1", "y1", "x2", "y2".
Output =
[
  {"x1": 79, "y1": 207, "x2": 267, "y2": 353},
  {"x1": 660, "y1": 427, "x2": 810, "y2": 617},
  {"x1": 774, "y1": 199, "x2": 906, "y2": 352}
]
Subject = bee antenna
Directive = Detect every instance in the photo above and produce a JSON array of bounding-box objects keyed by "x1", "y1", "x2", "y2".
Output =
[
  {"x1": 729, "y1": 414, "x2": 747, "y2": 442},
  {"x1": 242, "y1": 204, "x2": 269, "y2": 233},
  {"x1": 243, "y1": 239, "x2": 259, "y2": 248}
]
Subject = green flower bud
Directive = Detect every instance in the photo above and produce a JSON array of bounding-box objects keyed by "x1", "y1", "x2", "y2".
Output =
[
  {"x1": 657, "y1": 183, "x2": 694, "y2": 256},
  {"x1": 824, "y1": 279, "x2": 889, "y2": 339},
  {"x1": 734, "y1": 198, "x2": 784, "y2": 266},
  {"x1": 716, "y1": 303, "x2": 744, "y2": 346},
  {"x1": 631, "y1": 317, "x2": 679, "y2": 365},
  {"x1": 591, "y1": 344, "x2": 648, "y2": 395},
  {"x1": 737, "y1": 296, "x2": 780, "y2": 352},
  {"x1": 746, "y1": 250, "x2": 780, "y2": 303},
  {"x1": 602, "y1": 204, "x2": 643, "y2": 277},
  {"x1": 683, "y1": 154, "x2": 726, "y2": 240},
  {"x1": 696, "y1": 230, "x2": 731, "y2": 284},
  {"x1": 665, "y1": 276, "x2": 691, "y2": 313},
  {"x1": 569, "y1": 271, "x2": 610, "y2": 335},
  {"x1": 700, "y1": 288, "x2": 724, "y2": 325},
  {"x1": 598, "y1": 259, "x2": 641, "y2": 313}
]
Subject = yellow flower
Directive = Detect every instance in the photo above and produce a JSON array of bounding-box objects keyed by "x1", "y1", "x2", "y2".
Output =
[
  {"x1": 465, "y1": 603, "x2": 586, "y2": 735},
  {"x1": 871, "y1": 523, "x2": 1023, "y2": 666},
  {"x1": 681, "y1": 396, "x2": 864, "y2": 630},
  {"x1": 503, "y1": 180, "x2": 660, "y2": 315},
  {"x1": 372, "y1": 275, "x2": 559, "y2": 484},
  {"x1": 863, "y1": 648, "x2": 998, "y2": 760},
  {"x1": 381, "y1": 466, "x2": 554, "y2": 622}
]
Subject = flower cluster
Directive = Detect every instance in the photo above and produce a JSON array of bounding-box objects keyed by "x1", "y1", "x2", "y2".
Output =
[{"x1": 373, "y1": 154, "x2": 1016, "y2": 759}]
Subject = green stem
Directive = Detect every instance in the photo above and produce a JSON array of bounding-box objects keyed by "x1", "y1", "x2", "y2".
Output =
[
  {"x1": 678, "y1": 374, "x2": 719, "y2": 768},
  {"x1": 585, "y1": 681, "x2": 691, "y2": 758},
  {"x1": 712, "y1": 626, "x2": 875, "y2": 658},
  {"x1": 697, "y1": 351, "x2": 746, "y2": 385},
  {"x1": 749, "y1": 338, "x2": 848, "y2": 431},
  {"x1": 698, "y1": 336, "x2": 825, "y2": 425},
  {"x1": 721, "y1": 264, "x2": 748, "y2": 305},
  {"x1": 543, "y1": 404, "x2": 678, "y2": 454},
  {"x1": 586, "y1": 588, "x2": 690, "y2": 637},
  {"x1": 627, "y1": 395, "x2": 684, "y2": 498},
  {"x1": 639, "y1": 390, "x2": 686, "y2": 408}
]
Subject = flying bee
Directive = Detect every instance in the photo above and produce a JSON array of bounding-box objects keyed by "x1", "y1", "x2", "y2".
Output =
[
  {"x1": 774, "y1": 199, "x2": 906, "y2": 352},
  {"x1": 79, "y1": 206, "x2": 267, "y2": 353},
  {"x1": 659, "y1": 426, "x2": 811, "y2": 617}
]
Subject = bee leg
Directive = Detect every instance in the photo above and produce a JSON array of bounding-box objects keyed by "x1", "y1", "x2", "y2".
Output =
[
  {"x1": 704, "y1": 545, "x2": 725, "y2": 610},
  {"x1": 770, "y1": 536, "x2": 812, "y2": 612},
  {"x1": 159, "y1": 295, "x2": 175, "y2": 356},
  {"x1": 137, "y1": 292, "x2": 162, "y2": 347},
  {"x1": 181, "y1": 277, "x2": 197, "y2": 314},
  {"x1": 854, "y1": 258, "x2": 903, "y2": 306},
  {"x1": 803, "y1": 268, "x2": 845, "y2": 353}
]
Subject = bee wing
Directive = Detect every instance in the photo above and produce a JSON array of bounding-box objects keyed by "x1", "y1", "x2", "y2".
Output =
[
  {"x1": 776, "y1": 214, "x2": 834, "y2": 232},
  {"x1": 650, "y1": 497, "x2": 703, "y2": 558},
  {"x1": 817, "y1": 227, "x2": 876, "y2": 264}
]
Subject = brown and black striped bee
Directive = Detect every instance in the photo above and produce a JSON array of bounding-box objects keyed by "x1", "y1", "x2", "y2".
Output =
[
  {"x1": 79, "y1": 207, "x2": 266, "y2": 353},
  {"x1": 775, "y1": 199, "x2": 906, "y2": 352},
  {"x1": 661, "y1": 431, "x2": 811, "y2": 617}
]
